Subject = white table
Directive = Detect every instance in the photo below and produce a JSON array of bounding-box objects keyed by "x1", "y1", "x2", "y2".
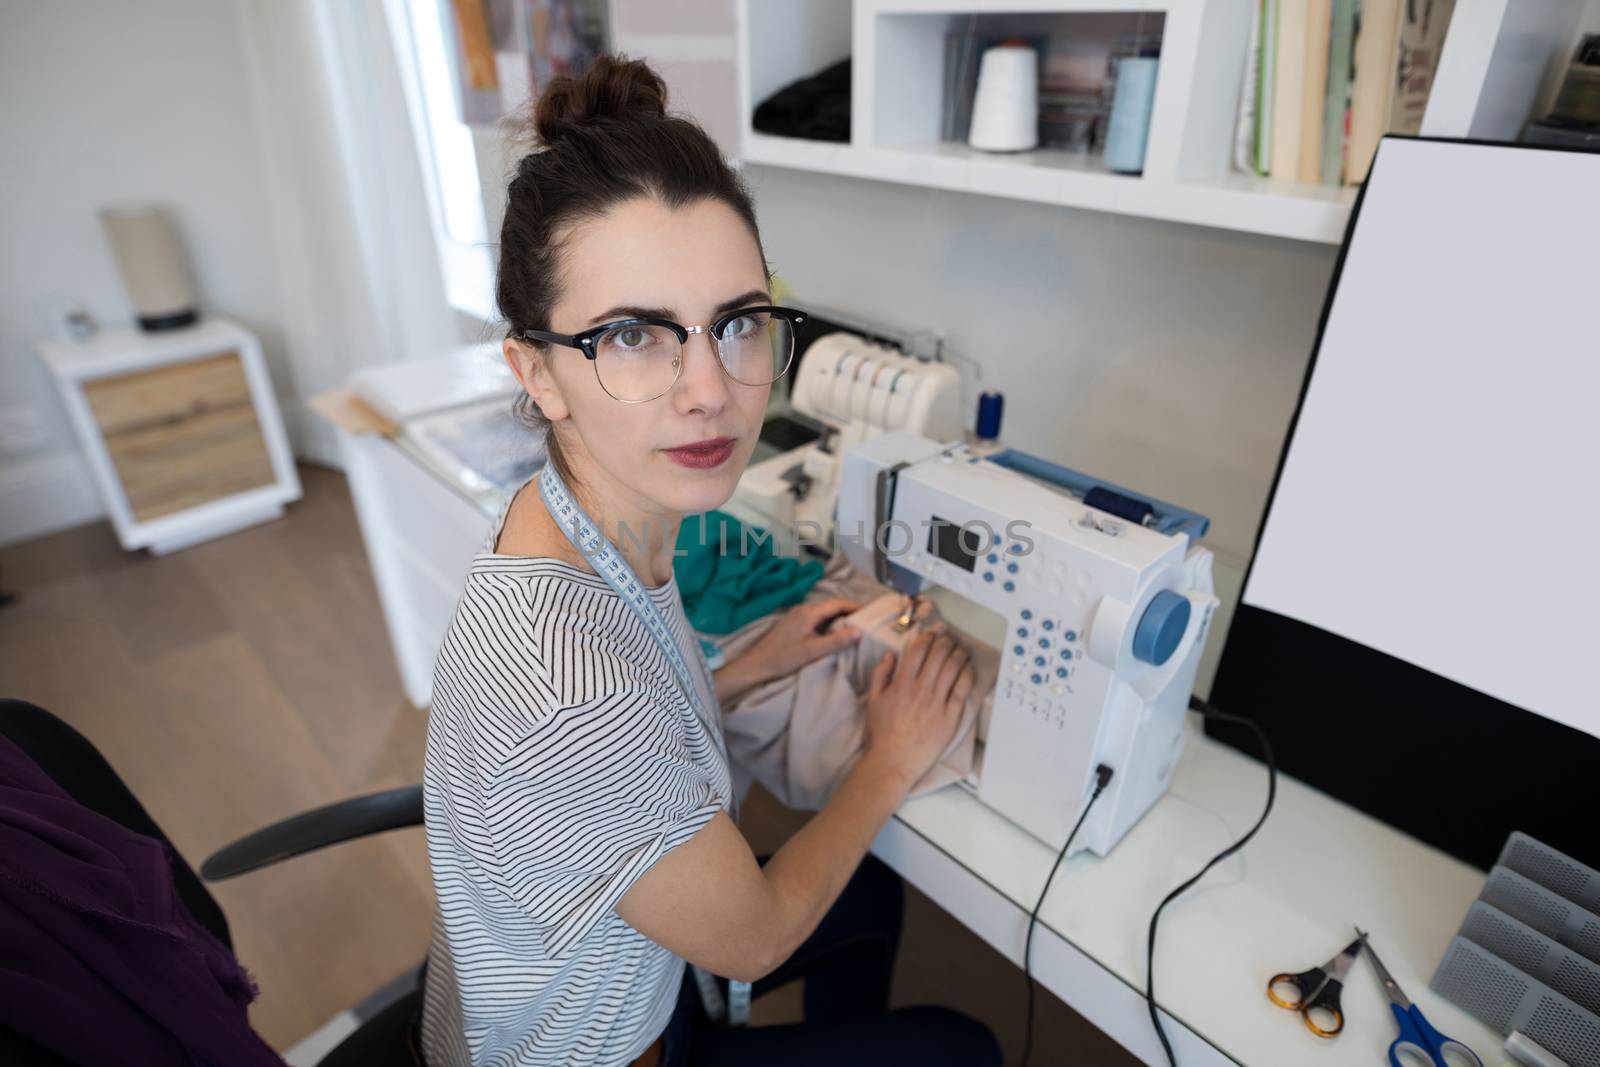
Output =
[
  {"x1": 871, "y1": 717, "x2": 1502, "y2": 1066},
  {"x1": 332, "y1": 357, "x2": 1501, "y2": 1065}
]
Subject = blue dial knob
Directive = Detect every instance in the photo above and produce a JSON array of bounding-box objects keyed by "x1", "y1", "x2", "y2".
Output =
[{"x1": 1133, "y1": 590, "x2": 1191, "y2": 666}]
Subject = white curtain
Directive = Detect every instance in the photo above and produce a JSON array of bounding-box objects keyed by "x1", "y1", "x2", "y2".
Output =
[{"x1": 229, "y1": 0, "x2": 469, "y2": 465}]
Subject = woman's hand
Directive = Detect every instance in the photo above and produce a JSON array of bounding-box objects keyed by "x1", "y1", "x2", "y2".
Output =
[
  {"x1": 714, "y1": 597, "x2": 863, "y2": 705},
  {"x1": 860, "y1": 630, "x2": 975, "y2": 791}
]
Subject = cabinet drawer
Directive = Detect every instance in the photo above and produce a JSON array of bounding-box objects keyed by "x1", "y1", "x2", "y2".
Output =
[
  {"x1": 84, "y1": 352, "x2": 276, "y2": 522},
  {"x1": 84, "y1": 351, "x2": 254, "y2": 434}
]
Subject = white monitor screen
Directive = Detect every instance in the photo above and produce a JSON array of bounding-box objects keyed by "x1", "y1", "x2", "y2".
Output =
[{"x1": 1242, "y1": 138, "x2": 1600, "y2": 741}]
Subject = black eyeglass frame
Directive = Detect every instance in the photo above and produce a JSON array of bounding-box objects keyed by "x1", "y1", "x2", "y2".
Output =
[{"x1": 519, "y1": 305, "x2": 810, "y2": 401}]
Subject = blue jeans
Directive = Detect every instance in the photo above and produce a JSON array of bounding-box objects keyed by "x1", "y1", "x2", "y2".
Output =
[{"x1": 660, "y1": 855, "x2": 1001, "y2": 1067}]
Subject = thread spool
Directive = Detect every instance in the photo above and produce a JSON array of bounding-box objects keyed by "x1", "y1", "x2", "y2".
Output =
[
  {"x1": 976, "y1": 391, "x2": 1005, "y2": 440},
  {"x1": 99, "y1": 203, "x2": 199, "y2": 331},
  {"x1": 969, "y1": 41, "x2": 1039, "y2": 153},
  {"x1": 1104, "y1": 56, "x2": 1160, "y2": 175}
]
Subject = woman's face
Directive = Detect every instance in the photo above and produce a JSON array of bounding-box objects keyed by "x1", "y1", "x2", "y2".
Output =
[{"x1": 507, "y1": 195, "x2": 774, "y2": 522}]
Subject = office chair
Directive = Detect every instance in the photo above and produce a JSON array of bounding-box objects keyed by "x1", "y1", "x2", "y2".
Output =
[{"x1": 0, "y1": 698, "x2": 426, "y2": 1067}]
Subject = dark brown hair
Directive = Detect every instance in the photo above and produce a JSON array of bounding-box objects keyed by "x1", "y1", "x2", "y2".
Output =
[{"x1": 501, "y1": 53, "x2": 769, "y2": 486}]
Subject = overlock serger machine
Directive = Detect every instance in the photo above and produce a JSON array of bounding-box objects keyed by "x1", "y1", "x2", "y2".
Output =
[
  {"x1": 838, "y1": 431, "x2": 1219, "y2": 857},
  {"x1": 726, "y1": 332, "x2": 962, "y2": 556}
]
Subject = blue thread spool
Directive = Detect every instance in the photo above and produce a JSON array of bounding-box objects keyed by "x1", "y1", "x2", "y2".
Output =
[
  {"x1": 1104, "y1": 56, "x2": 1159, "y2": 175},
  {"x1": 976, "y1": 391, "x2": 1005, "y2": 440}
]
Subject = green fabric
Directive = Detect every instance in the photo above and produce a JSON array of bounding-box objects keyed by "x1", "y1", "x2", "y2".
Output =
[{"x1": 673, "y1": 510, "x2": 824, "y2": 635}]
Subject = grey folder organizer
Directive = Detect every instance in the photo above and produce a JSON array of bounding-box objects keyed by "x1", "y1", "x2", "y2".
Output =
[
  {"x1": 1432, "y1": 938, "x2": 1600, "y2": 1066},
  {"x1": 1456, "y1": 903, "x2": 1600, "y2": 1015},
  {"x1": 1480, "y1": 868, "x2": 1600, "y2": 966},
  {"x1": 1499, "y1": 831, "x2": 1600, "y2": 918},
  {"x1": 1431, "y1": 834, "x2": 1600, "y2": 1066}
]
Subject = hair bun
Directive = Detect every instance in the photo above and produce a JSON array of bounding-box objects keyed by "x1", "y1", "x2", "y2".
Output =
[{"x1": 533, "y1": 54, "x2": 668, "y2": 146}]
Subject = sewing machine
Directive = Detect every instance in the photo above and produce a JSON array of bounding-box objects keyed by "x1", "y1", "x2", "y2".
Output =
[
  {"x1": 837, "y1": 430, "x2": 1218, "y2": 858},
  {"x1": 724, "y1": 331, "x2": 962, "y2": 556}
]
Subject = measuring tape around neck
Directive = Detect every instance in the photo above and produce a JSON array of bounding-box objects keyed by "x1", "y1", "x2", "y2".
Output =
[{"x1": 536, "y1": 463, "x2": 750, "y2": 1026}]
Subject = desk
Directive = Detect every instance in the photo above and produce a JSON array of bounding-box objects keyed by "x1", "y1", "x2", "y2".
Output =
[
  {"x1": 332, "y1": 358, "x2": 1501, "y2": 1066},
  {"x1": 872, "y1": 718, "x2": 1502, "y2": 1066}
]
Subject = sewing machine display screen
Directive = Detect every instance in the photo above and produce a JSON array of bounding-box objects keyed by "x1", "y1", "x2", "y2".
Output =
[
  {"x1": 1240, "y1": 138, "x2": 1599, "y2": 741},
  {"x1": 928, "y1": 515, "x2": 980, "y2": 573}
]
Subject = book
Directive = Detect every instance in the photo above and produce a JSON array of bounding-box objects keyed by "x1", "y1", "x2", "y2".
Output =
[
  {"x1": 1320, "y1": 0, "x2": 1359, "y2": 185},
  {"x1": 1255, "y1": 0, "x2": 1278, "y2": 174},
  {"x1": 1390, "y1": 0, "x2": 1457, "y2": 135},
  {"x1": 1270, "y1": 0, "x2": 1311, "y2": 181},
  {"x1": 1297, "y1": 0, "x2": 1333, "y2": 183},
  {"x1": 1233, "y1": 0, "x2": 1265, "y2": 173},
  {"x1": 1346, "y1": 0, "x2": 1403, "y2": 184}
]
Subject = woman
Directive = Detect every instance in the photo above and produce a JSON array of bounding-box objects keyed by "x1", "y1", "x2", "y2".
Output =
[{"x1": 421, "y1": 55, "x2": 999, "y2": 1067}]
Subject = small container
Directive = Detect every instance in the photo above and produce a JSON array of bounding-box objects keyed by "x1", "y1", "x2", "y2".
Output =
[
  {"x1": 1104, "y1": 56, "x2": 1160, "y2": 174},
  {"x1": 975, "y1": 391, "x2": 1005, "y2": 440},
  {"x1": 969, "y1": 42, "x2": 1039, "y2": 153}
]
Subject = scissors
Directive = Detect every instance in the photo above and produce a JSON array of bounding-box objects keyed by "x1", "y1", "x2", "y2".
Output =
[
  {"x1": 1361, "y1": 931, "x2": 1483, "y2": 1067},
  {"x1": 1267, "y1": 931, "x2": 1366, "y2": 1037}
]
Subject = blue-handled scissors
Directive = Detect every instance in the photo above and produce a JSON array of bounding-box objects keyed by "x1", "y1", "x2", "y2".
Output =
[{"x1": 1359, "y1": 930, "x2": 1483, "y2": 1067}]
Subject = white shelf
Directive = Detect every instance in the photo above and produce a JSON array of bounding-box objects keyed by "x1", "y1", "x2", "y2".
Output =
[
  {"x1": 744, "y1": 131, "x2": 1357, "y2": 242},
  {"x1": 735, "y1": 0, "x2": 1584, "y2": 246}
]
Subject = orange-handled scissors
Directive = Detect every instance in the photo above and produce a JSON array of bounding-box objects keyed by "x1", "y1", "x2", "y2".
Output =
[{"x1": 1266, "y1": 931, "x2": 1367, "y2": 1038}]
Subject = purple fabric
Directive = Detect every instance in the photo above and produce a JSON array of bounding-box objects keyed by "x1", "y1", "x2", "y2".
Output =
[{"x1": 0, "y1": 735, "x2": 285, "y2": 1066}]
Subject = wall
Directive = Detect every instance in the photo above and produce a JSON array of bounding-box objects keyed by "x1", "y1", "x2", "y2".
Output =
[{"x1": 0, "y1": 0, "x2": 293, "y2": 544}]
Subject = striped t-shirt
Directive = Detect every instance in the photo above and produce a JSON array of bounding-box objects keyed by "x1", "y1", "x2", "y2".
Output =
[{"x1": 421, "y1": 491, "x2": 732, "y2": 1067}]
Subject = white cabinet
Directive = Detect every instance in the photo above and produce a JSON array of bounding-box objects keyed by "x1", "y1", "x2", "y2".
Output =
[
  {"x1": 39, "y1": 318, "x2": 301, "y2": 554},
  {"x1": 322, "y1": 347, "x2": 529, "y2": 708}
]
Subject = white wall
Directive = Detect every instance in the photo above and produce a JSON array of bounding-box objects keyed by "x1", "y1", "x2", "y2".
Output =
[{"x1": 0, "y1": 0, "x2": 293, "y2": 543}]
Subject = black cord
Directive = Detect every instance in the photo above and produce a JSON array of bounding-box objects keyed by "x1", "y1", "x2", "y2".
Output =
[
  {"x1": 1020, "y1": 762, "x2": 1113, "y2": 1067},
  {"x1": 1144, "y1": 697, "x2": 1277, "y2": 1067}
]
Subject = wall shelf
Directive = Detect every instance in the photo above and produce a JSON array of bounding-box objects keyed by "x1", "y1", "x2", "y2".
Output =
[
  {"x1": 735, "y1": 0, "x2": 1586, "y2": 245},
  {"x1": 743, "y1": 131, "x2": 1356, "y2": 242}
]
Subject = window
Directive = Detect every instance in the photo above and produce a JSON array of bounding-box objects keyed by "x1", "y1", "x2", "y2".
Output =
[{"x1": 386, "y1": 0, "x2": 496, "y2": 320}]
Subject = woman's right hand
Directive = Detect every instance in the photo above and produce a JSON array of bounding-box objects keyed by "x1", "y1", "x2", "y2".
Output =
[{"x1": 862, "y1": 629, "x2": 976, "y2": 790}]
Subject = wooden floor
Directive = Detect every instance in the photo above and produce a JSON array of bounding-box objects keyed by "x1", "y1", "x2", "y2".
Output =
[{"x1": 0, "y1": 464, "x2": 1135, "y2": 1065}]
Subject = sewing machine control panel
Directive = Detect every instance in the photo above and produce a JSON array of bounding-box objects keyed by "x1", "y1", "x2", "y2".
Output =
[{"x1": 1008, "y1": 609, "x2": 1078, "y2": 680}]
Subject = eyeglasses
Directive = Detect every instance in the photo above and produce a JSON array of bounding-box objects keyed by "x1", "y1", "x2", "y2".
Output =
[{"x1": 520, "y1": 305, "x2": 808, "y2": 403}]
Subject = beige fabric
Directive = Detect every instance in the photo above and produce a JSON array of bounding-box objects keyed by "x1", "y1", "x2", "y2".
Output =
[{"x1": 707, "y1": 547, "x2": 998, "y2": 811}]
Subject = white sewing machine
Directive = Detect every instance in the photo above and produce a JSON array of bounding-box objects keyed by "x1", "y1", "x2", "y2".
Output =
[
  {"x1": 838, "y1": 431, "x2": 1218, "y2": 858},
  {"x1": 724, "y1": 332, "x2": 962, "y2": 556}
]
